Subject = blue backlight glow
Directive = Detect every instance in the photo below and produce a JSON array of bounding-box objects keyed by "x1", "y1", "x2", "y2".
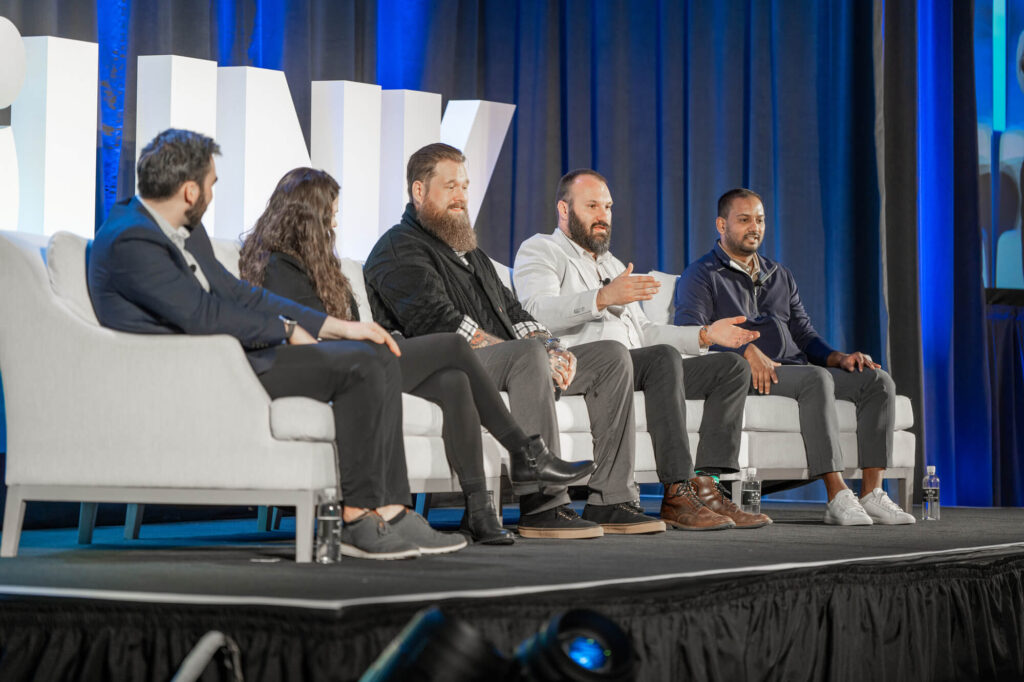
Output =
[{"x1": 565, "y1": 636, "x2": 609, "y2": 671}]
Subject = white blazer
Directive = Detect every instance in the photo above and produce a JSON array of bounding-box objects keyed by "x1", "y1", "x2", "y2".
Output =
[{"x1": 513, "y1": 228, "x2": 702, "y2": 354}]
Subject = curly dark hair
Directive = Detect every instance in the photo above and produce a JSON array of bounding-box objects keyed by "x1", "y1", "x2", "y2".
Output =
[
  {"x1": 239, "y1": 168, "x2": 354, "y2": 320},
  {"x1": 137, "y1": 128, "x2": 220, "y2": 200}
]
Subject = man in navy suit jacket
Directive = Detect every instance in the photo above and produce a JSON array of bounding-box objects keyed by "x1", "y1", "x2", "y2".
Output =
[{"x1": 87, "y1": 128, "x2": 465, "y2": 559}]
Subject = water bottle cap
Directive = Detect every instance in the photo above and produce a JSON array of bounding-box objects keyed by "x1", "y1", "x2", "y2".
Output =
[{"x1": 926, "y1": 465, "x2": 935, "y2": 475}]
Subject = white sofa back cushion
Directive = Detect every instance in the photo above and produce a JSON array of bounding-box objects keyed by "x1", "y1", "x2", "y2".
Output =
[
  {"x1": 46, "y1": 231, "x2": 100, "y2": 325},
  {"x1": 643, "y1": 271, "x2": 679, "y2": 325}
]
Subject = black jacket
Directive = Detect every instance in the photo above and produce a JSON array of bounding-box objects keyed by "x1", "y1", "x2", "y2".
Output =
[
  {"x1": 364, "y1": 204, "x2": 536, "y2": 339},
  {"x1": 261, "y1": 251, "x2": 360, "y2": 320},
  {"x1": 88, "y1": 197, "x2": 327, "y2": 374}
]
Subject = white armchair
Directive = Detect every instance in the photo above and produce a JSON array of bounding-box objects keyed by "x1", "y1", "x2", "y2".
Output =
[{"x1": 0, "y1": 232, "x2": 330, "y2": 560}]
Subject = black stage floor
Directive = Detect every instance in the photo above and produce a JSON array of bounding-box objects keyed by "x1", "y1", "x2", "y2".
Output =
[
  {"x1": 0, "y1": 503, "x2": 1020, "y2": 603},
  {"x1": 0, "y1": 503, "x2": 1022, "y2": 680}
]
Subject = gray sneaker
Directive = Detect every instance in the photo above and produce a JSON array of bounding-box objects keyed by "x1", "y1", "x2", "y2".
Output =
[
  {"x1": 390, "y1": 510, "x2": 468, "y2": 555},
  {"x1": 340, "y1": 513, "x2": 420, "y2": 560}
]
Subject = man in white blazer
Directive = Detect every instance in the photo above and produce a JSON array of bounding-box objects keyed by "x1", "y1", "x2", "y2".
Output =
[{"x1": 514, "y1": 169, "x2": 770, "y2": 530}]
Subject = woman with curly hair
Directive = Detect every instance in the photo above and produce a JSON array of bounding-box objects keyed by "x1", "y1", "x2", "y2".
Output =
[{"x1": 240, "y1": 168, "x2": 594, "y2": 545}]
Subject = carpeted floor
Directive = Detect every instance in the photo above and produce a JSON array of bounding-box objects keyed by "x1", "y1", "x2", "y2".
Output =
[{"x1": 0, "y1": 503, "x2": 1021, "y2": 606}]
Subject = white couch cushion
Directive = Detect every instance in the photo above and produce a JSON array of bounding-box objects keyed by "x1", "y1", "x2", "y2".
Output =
[
  {"x1": 341, "y1": 257, "x2": 373, "y2": 321},
  {"x1": 402, "y1": 393, "x2": 445, "y2": 436},
  {"x1": 211, "y1": 238, "x2": 242, "y2": 278},
  {"x1": 643, "y1": 271, "x2": 679, "y2": 325},
  {"x1": 46, "y1": 232, "x2": 99, "y2": 325},
  {"x1": 269, "y1": 396, "x2": 335, "y2": 441}
]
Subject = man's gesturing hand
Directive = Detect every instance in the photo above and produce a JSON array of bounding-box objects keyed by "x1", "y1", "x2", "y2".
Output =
[
  {"x1": 744, "y1": 343, "x2": 780, "y2": 394},
  {"x1": 829, "y1": 351, "x2": 880, "y2": 373},
  {"x1": 548, "y1": 348, "x2": 577, "y2": 391},
  {"x1": 705, "y1": 316, "x2": 760, "y2": 348},
  {"x1": 595, "y1": 263, "x2": 660, "y2": 310},
  {"x1": 318, "y1": 317, "x2": 402, "y2": 356}
]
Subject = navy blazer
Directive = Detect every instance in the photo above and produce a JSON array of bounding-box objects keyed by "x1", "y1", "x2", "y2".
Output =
[{"x1": 88, "y1": 197, "x2": 328, "y2": 374}]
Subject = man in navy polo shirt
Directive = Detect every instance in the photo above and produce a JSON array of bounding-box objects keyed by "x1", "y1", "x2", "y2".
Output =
[{"x1": 674, "y1": 188, "x2": 915, "y2": 526}]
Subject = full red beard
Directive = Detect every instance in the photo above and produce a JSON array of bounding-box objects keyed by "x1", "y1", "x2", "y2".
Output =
[{"x1": 418, "y1": 199, "x2": 477, "y2": 252}]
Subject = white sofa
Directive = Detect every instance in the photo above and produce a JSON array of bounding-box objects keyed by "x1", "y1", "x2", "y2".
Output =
[{"x1": 0, "y1": 231, "x2": 500, "y2": 561}]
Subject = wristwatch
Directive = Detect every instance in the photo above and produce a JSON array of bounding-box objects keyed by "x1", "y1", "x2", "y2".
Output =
[{"x1": 279, "y1": 315, "x2": 297, "y2": 340}]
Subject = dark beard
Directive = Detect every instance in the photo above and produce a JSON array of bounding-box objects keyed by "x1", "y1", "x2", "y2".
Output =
[
  {"x1": 568, "y1": 206, "x2": 610, "y2": 255},
  {"x1": 185, "y1": 189, "x2": 210, "y2": 227},
  {"x1": 722, "y1": 231, "x2": 760, "y2": 257},
  {"x1": 418, "y1": 201, "x2": 477, "y2": 252}
]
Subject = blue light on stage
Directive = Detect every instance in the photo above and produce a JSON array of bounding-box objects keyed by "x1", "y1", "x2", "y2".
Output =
[
  {"x1": 96, "y1": 0, "x2": 129, "y2": 225},
  {"x1": 563, "y1": 636, "x2": 610, "y2": 671},
  {"x1": 917, "y1": 0, "x2": 957, "y2": 504},
  {"x1": 376, "y1": 0, "x2": 431, "y2": 90},
  {"x1": 994, "y1": 0, "x2": 1006, "y2": 132}
]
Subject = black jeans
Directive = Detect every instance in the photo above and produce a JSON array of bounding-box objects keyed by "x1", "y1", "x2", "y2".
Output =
[
  {"x1": 397, "y1": 333, "x2": 526, "y2": 496},
  {"x1": 256, "y1": 340, "x2": 409, "y2": 509}
]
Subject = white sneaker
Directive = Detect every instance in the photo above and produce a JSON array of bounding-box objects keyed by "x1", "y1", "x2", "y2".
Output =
[
  {"x1": 823, "y1": 489, "x2": 874, "y2": 526},
  {"x1": 860, "y1": 488, "x2": 916, "y2": 525}
]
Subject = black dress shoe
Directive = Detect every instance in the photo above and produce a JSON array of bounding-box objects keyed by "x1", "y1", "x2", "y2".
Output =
[
  {"x1": 508, "y1": 435, "x2": 596, "y2": 495},
  {"x1": 460, "y1": 491, "x2": 514, "y2": 545}
]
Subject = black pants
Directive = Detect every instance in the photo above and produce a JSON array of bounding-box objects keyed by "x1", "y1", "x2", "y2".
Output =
[
  {"x1": 256, "y1": 340, "x2": 409, "y2": 509},
  {"x1": 397, "y1": 333, "x2": 525, "y2": 496}
]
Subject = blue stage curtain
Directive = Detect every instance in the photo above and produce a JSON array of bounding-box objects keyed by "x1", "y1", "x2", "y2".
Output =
[
  {"x1": 987, "y1": 301, "x2": 1024, "y2": 505},
  {"x1": 917, "y1": 0, "x2": 996, "y2": 506}
]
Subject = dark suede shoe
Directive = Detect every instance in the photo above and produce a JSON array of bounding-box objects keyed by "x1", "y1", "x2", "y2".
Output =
[
  {"x1": 581, "y1": 501, "x2": 667, "y2": 535},
  {"x1": 460, "y1": 490, "x2": 514, "y2": 545},
  {"x1": 690, "y1": 476, "x2": 773, "y2": 529},
  {"x1": 517, "y1": 505, "x2": 604, "y2": 539},
  {"x1": 508, "y1": 435, "x2": 596, "y2": 496},
  {"x1": 660, "y1": 481, "x2": 736, "y2": 531}
]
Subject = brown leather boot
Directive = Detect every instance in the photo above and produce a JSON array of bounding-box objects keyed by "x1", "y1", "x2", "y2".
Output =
[
  {"x1": 690, "y1": 476, "x2": 773, "y2": 529},
  {"x1": 660, "y1": 481, "x2": 735, "y2": 531}
]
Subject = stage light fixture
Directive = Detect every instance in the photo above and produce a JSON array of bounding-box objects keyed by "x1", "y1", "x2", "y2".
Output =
[
  {"x1": 358, "y1": 607, "x2": 512, "y2": 681},
  {"x1": 513, "y1": 609, "x2": 634, "y2": 681},
  {"x1": 359, "y1": 606, "x2": 635, "y2": 682}
]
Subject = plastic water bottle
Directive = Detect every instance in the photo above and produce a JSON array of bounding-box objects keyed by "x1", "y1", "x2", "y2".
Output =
[
  {"x1": 740, "y1": 468, "x2": 761, "y2": 516},
  {"x1": 922, "y1": 466, "x2": 940, "y2": 521},
  {"x1": 315, "y1": 490, "x2": 343, "y2": 563}
]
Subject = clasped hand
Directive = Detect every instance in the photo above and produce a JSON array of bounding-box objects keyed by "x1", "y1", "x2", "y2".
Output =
[{"x1": 548, "y1": 348, "x2": 577, "y2": 391}]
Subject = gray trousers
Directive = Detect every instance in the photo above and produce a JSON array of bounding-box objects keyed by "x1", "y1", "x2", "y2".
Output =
[
  {"x1": 631, "y1": 347, "x2": 750, "y2": 484},
  {"x1": 474, "y1": 338, "x2": 636, "y2": 512},
  {"x1": 766, "y1": 365, "x2": 896, "y2": 477}
]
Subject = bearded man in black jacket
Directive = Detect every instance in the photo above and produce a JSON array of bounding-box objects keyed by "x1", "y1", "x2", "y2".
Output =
[{"x1": 365, "y1": 143, "x2": 665, "y2": 539}]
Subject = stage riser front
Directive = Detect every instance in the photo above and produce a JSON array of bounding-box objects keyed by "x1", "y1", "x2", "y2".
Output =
[{"x1": 0, "y1": 551, "x2": 1020, "y2": 681}]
